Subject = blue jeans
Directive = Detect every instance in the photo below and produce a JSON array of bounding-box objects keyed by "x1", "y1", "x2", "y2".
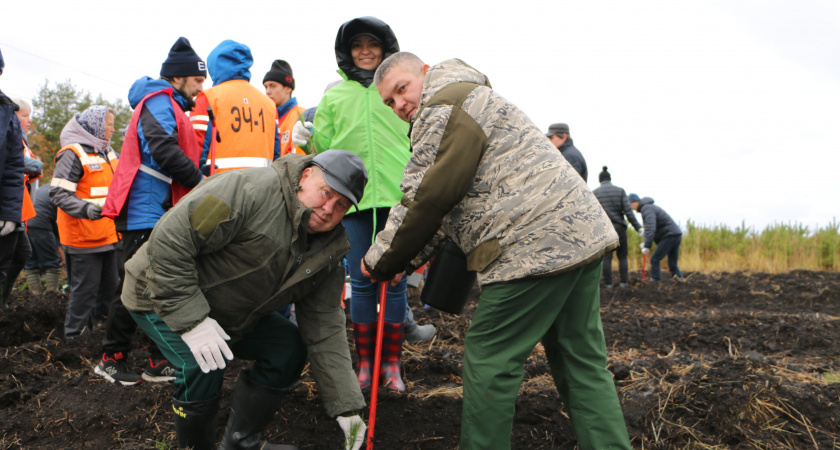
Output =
[
  {"x1": 650, "y1": 235, "x2": 683, "y2": 280},
  {"x1": 343, "y1": 208, "x2": 407, "y2": 324}
]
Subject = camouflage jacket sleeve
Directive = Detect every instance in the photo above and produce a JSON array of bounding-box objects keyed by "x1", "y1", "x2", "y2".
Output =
[{"x1": 364, "y1": 84, "x2": 488, "y2": 281}]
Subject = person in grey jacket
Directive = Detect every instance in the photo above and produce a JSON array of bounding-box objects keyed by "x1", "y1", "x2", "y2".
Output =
[
  {"x1": 546, "y1": 122, "x2": 587, "y2": 182},
  {"x1": 630, "y1": 193, "x2": 685, "y2": 281},
  {"x1": 593, "y1": 166, "x2": 642, "y2": 288},
  {"x1": 121, "y1": 150, "x2": 368, "y2": 450},
  {"x1": 365, "y1": 52, "x2": 630, "y2": 450}
]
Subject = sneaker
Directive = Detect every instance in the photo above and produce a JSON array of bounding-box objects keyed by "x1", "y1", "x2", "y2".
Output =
[
  {"x1": 405, "y1": 323, "x2": 436, "y2": 344},
  {"x1": 604, "y1": 284, "x2": 614, "y2": 289},
  {"x1": 95, "y1": 352, "x2": 143, "y2": 386},
  {"x1": 619, "y1": 283, "x2": 628, "y2": 288},
  {"x1": 143, "y1": 358, "x2": 177, "y2": 383}
]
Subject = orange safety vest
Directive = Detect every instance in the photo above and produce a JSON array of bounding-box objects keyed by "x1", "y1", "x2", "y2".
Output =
[
  {"x1": 276, "y1": 105, "x2": 307, "y2": 157},
  {"x1": 53, "y1": 144, "x2": 119, "y2": 248},
  {"x1": 192, "y1": 80, "x2": 277, "y2": 173},
  {"x1": 21, "y1": 139, "x2": 39, "y2": 222}
]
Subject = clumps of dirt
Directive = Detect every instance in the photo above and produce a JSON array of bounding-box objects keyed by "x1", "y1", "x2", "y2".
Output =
[{"x1": 1, "y1": 271, "x2": 839, "y2": 449}]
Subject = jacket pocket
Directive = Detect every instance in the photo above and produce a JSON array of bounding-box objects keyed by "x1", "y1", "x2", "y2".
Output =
[{"x1": 467, "y1": 238, "x2": 502, "y2": 272}]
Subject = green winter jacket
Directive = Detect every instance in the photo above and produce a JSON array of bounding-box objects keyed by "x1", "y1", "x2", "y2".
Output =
[
  {"x1": 307, "y1": 70, "x2": 410, "y2": 212},
  {"x1": 122, "y1": 154, "x2": 364, "y2": 417}
]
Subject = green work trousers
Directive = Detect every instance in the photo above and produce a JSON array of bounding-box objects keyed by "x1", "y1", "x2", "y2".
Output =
[
  {"x1": 461, "y1": 258, "x2": 631, "y2": 450},
  {"x1": 131, "y1": 310, "x2": 307, "y2": 402}
]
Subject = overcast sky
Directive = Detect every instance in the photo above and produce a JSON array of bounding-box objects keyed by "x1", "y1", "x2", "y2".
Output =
[{"x1": 3, "y1": 0, "x2": 839, "y2": 232}]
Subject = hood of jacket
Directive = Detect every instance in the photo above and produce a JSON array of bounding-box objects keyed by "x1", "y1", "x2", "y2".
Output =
[
  {"x1": 59, "y1": 114, "x2": 110, "y2": 153},
  {"x1": 128, "y1": 76, "x2": 190, "y2": 111},
  {"x1": 207, "y1": 40, "x2": 253, "y2": 86},
  {"x1": 420, "y1": 59, "x2": 492, "y2": 108},
  {"x1": 334, "y1": 16, "x2": 399, "y2": 87},
  {"x1": 558, "y1": 136, "x2": 576, "y2": 151},
  {"x1": 639, "y1": 196, "x2": 655, "y2": 208}
]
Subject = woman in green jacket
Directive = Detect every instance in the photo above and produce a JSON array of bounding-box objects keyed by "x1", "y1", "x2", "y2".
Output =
[{"x1": 299, "y1": 16, "x2": 411, "y2": 393}]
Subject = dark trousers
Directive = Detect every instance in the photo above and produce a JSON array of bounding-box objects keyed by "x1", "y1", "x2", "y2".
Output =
[
  {"x1": 650, "y1": 235, "x2": 683, "y2": 280},
  {"x1": 101, "y1": 229, "x2": 164, "y2": 358},
  {"x1": 132, "y1": 310, "x2": 307, "y2": 402},
  {"x1": 602, "y1": 224, "x2": 629, "y2": 285},
  {"x1": 1, "y1": 230, "x2": 32, "y2": 297},
  {"x1": 24, "y1": 228, "x2": 62, "y2": 271},
  {"x1": 64, "y1": 250, "x2": 119, "y2": 337}
]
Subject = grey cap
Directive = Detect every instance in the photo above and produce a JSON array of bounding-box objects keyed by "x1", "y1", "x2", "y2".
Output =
[
  {"x1": 545, "y1": 123, "x2": 569, "y2": 137},
  {"x1": 311, "y1": 149, "x2": 368, "y2": 210}
]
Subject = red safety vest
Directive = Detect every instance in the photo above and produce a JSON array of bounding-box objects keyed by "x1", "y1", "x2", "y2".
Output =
[{"x1": 103, "y1": 88, "x2": 201, "y2": 219}]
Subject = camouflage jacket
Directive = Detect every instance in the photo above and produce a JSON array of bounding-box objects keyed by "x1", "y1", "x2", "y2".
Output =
[{"x1": 364, "y1": 59, "x2": 618, "y2": 285}]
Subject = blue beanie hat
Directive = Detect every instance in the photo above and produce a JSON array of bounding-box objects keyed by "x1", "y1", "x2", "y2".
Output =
[
  {"x1": 628, "y1": 193, "x2": 640, "y2": 203},
  {"x1": 160, "y1": 37, "x2": 206, "y2": 78}
]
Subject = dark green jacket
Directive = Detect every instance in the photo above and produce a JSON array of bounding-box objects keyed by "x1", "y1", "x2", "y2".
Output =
[{"x1": 123, "y1": 154, "x2": 364, "y2": 416}]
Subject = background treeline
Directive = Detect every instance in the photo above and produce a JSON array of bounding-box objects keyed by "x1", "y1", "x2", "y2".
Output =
[
  {"x1": 25, "y1": 79, "x2": 130, "y2": 181},
  {"x1": 23, "y1": 80, "x2": 839, "y2": 274}
]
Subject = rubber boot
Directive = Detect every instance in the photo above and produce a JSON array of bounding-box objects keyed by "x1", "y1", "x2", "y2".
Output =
[
  {"x1": 0, "y1": 277, "x2": 14, "y2": 307},
  {"x1": 380, "y1": 322, "x2": 406, "y2": 393},
  {"x1": 25, "y1": 270, "x2": 43, "y2": 295},
  {"x1": 353, "y1": 322, "x2": 376, "y2": 390},
  {"x1": 218, "y1": 370, "x2": 298, "y2": 450},
  {"x1": 45, "y1": 268, "x2": 62, "y2": 292},
  {"x1": 0, "y1": 288, "x2": 7, "y2": 310},
  {"x1": 172, "y1": 396, "x2": 219, "y2": 450}
]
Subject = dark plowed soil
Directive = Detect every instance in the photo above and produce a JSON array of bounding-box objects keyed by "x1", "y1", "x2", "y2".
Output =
[{"x1": 1, "y1": 271, "x2": 838, "y2": 449}]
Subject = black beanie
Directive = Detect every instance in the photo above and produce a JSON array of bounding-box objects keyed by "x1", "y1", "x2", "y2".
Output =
[
  {"x1": 160, "y1": 37, "x2": 206, "y2": 78},
  {"x1": 599, "y1": 166, "x2": 611, "y2": 182},
  {"x1": 263, "y1": 60, "x2": 295, "y2": 90},
  {"x1": 0, "y1": 48, "x2": 5, "y2": 75}
]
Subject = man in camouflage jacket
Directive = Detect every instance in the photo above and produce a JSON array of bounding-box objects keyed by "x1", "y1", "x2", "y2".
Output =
[{"x1": 363, "y1": 53, "x2": 631, "y2": 450}]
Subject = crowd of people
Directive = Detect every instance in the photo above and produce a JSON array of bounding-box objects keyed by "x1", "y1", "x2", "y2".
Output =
[{"x1": 0, "y1": 15, "x2": 687, "y2": 450}]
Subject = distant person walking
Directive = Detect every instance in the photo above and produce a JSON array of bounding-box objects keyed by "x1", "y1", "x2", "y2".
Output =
[
  {"x1": 630, "y1": 193, "x2": 685, "y2": 282},
  {"x1": 546, "y1": 122, "x2": 587, "y2": 182},
  {"x1": 593, "y1": 167, "x2": 642, "y2": 288}
]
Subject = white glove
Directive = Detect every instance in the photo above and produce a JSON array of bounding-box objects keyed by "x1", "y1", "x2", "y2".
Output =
[
  {"x1": 0, "y1": 220, "x2": 16, "y2": 236},
  {"x1": 640, "y1": 243, "x2": 650, "y2": 255},
  {"x1": 180, "y1": 317, "x2": 234, "y2": 373},
  {"x1": 292, "y1": 121, "x2": 313, "y2": 147},
  {"x1": 337, "y1": 415, "x2": 367, "y2": 450},
  {"x1": 638, "y1": 227, "x2": 645, "y2": 235}
]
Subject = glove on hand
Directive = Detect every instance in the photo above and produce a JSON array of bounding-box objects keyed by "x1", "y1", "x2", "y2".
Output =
[
  {"x1": 640, "y1": 244, "x2": 650, "y2": 255},
  {"x1": 200, "y1": 164, "x2": 218, "y2": 177},
  {"x1": 0, "y1": 220, "x2": 16, "y2": 236},
  {"x1": 180, "y1": 317, "x2": 234, "y2": 373},
  {"x1": 86, "y1": 204, "x2": 103, "y2": 220},
  {"x1": 638, "y1": 227, "x2": 645, "y2": 235},
  {"x1": 337, "y1": 415, "x2": 366, "y2": 450},
  {"x1": 292, "y1": 121, "x2": 313, "y2": 147}
]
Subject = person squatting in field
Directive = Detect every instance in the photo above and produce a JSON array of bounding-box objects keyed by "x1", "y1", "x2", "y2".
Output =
[
  {"x1": 361, "y1": 52, "x2": 633, "y2": 450},
  {"x1": 120, "y1": 150, "x2": 370, "y2": 450}
]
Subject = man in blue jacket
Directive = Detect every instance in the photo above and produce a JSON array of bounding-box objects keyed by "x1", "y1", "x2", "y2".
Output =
[
  {"x1": 0, "y1": 48, "x2": 26, "y2": 310},
  {"x1": 99, "y1": 37, "x2": 207, "y2": 385},
  {"x1": 630, "y1": 193, "x2": 685, "y2": 282}
]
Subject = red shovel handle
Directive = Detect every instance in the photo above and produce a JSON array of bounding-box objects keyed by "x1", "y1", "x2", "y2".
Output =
[
  {"x1": 366, "y1": 282, "x2": 388, "y2": 449},
  {"x1": 642, "y1": 253, "x2": 647, "y2": 281}
]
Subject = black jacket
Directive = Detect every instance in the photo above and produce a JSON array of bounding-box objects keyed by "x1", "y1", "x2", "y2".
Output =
[
  {"x1": 593, "y1": 181, "x2": 642, "y2": 231},
  {"x1": 0, "y1": 90, "x2": 24, "y2": 224},
  {"x1": 334, "y1": 16, "x2": 400, "y2": 87},
  {"x1": 557, "y1": 137, "x2": 587, "y2": 182},
  {"x1": 637, "y1": 197, "x2": 682, "y2": 248}
]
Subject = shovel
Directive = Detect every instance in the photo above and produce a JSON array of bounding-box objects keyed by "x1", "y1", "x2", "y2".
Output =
[{"x1": 366, "y1": 282, "x2": 388, "y2": 449}]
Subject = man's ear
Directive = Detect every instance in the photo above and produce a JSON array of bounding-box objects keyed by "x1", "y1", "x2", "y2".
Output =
[{"x1": 421, "y1": 64, "x2": 430, "y2": 76}]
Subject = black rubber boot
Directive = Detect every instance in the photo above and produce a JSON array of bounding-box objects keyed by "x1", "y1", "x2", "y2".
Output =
[
  {"x1": 218, "y1": 370, "x2": 298, "y2": 450},
  {"x1": 172, "y1": 396, "x2": 220, "y2": 450}
]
